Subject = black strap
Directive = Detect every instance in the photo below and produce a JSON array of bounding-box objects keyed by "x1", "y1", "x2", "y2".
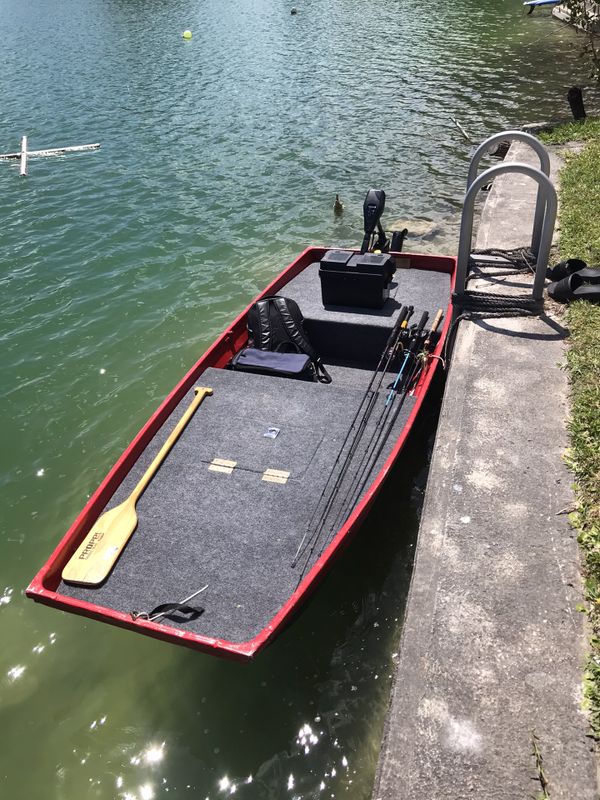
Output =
[
  {"x1": 313, "y1": 361, "x2": 332, "y2": 384},
  {"x1": 252, "y1": 299, "x2": 272, "y2": 350},
  {"x1": 273, "y1": 298, "x2": 332, "y2": 383},
  {"x1": 131, "y1": 602, "x2": 204, "y2": 623}
]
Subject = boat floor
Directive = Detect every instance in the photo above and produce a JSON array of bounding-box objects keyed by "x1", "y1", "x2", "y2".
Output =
[
  {"x1": 60, "y1": 261, "x2": 452, "y2": 645},
  {"x1": 61, "y1": 366, "x2": 417, "y2": 642}
]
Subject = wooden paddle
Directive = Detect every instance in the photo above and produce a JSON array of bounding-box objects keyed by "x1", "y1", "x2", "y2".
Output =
[{"x1": 62, "y1": 386, "x2": 213, "y2": 586}]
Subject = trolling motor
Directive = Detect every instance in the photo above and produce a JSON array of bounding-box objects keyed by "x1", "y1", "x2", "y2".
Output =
[
  {"x1": 361, "y1": 189, "x2": 408, "y2": 254},
  {"x1": 319, "y1": 189, "x2": 410, "y2": 309},
  {"x1": 361, "y1": 189, "x2": 390, "y2": 254}
]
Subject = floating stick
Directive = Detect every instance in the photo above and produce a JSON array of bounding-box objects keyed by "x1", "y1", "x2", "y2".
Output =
[
  {"x1": 450, "y1": 116, "x2": 473, "y2": 143},
  {"x1": 62, "y1": 387, "x2": 213, "y2": 586},
  {"x1": 0, "y1": 143, "x2": 101, "y2": 160},
  {"x1": 19, "y1": 136, "x2": 27, "y2": 176}
]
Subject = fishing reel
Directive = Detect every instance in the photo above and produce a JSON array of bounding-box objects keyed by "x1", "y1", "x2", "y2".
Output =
[
  {"x1": 395, "y1": 323, "x2": 427, "y2": 361},
  {"x1": 360, "y1": 188, "x2": 409, "y2": 255}
]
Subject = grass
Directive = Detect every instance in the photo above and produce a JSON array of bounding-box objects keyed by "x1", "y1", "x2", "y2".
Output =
[
  {"x1": 539, "y1": 118, "x2": 600, "y2": 146},
  {"x1": 531, "y1": 731, "x2": 550, "y2": 799},
  {"x1": 540, "y1": 120, "x2": 600, "y2": 736}
]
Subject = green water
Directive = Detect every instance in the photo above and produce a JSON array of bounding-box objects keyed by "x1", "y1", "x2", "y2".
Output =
[{"x1": 0, "y1": 0, "x2": 591, "y2": 797}]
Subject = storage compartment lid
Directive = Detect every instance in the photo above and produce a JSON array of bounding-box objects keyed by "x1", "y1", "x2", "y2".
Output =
[
  {"x1": 347, "y1": 253, "x2": 395, "y2": 275},
  {"x1": 320, "y1": 249, "x2": 354, "y2": 269}
]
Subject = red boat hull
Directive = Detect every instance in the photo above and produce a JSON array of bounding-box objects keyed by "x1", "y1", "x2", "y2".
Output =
[{"x1": 27, "y1": 247, "x2": 455, "y2": 660}]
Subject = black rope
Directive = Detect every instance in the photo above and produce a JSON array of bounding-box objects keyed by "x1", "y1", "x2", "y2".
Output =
[
  {"x1": 444, "y1": 247, "x2": 544, "y2": 363},
  {"x1": 452, "y1": 290, "x2": 543, "y2": 315},
  {"x1": 470, "y1": 246, "x2": 537, "y2": 275}
]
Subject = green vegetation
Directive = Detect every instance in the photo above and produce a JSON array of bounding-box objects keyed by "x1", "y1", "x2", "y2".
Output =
[
  {"x1": 531, "y1": 731, "x2": 551, "y2": 799},
  {"x1": 539, "y1": 118, "x2": 600, "y2": 145},
  {"x1": 540, "y1": 120, "x2": 600, "y2": 736},
  {"x1": 558, "y1": 0, "x2": 600, "y2": 81}
]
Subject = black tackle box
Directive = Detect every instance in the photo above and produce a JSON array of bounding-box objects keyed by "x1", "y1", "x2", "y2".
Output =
[{"x1": 319, "y1": 249, "x2": 396, "y2": 309}]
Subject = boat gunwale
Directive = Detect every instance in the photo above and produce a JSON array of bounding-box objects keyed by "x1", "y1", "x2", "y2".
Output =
[{"x1": 26, "y1": 246, "x2": 456, "y2": 660}]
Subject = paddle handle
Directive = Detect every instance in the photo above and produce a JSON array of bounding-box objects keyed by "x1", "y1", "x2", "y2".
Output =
[
  {"x1": 130, "y1": 387, "x2": 213, "y2": 504},
  {"x1": 61, "y1": 386, "x2": 213, "y2": 586}
]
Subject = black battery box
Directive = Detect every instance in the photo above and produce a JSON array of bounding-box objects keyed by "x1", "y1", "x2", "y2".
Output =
[{"x1": 319, "y1": 250, "x2": 396, "y2": 309}]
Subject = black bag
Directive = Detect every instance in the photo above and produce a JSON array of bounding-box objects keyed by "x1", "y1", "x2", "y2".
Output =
[
  {"x1": 230, "y1": 348, "x2": 314, "y2": 381},
  {"x1": 246, "y1": 296, "x2": 332, "y2": 383}
]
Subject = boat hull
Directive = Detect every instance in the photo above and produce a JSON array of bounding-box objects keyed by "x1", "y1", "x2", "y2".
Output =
[{"x1": 27, "y1": 247, "x2": 455, "y2": 660}]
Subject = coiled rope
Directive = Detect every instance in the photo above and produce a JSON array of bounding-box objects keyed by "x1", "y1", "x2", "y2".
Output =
[
  {"x1": 469, "y1": 246, "x2": 536, "y2": 275},
  {"x1": 444, "y1": 247, "x2": 544, "y2": 363}
]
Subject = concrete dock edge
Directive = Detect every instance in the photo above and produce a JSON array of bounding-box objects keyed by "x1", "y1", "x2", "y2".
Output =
[{"x1": 373, "y1": 142, "x2": 597, "y2": 799}]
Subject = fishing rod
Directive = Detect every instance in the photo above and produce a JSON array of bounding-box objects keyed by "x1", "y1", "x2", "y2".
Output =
[
  {"x1": 385, "y1": 311, "x2": 430, "y2": 404},
  {"x1": 407, "y1": 308, "x2": 444, "y2": 401},
  {"x1": 333, "y1": 310, "x2": 444, "y2": 528},
  {"x1": 372, "y1": 309, "x2": 444, "y2": 461},
  {"x1": 420, "y1": 309, "x2": 444, "y2": 360},
  {"x1": 317, "y1": 308, "x2": 414, "y2": 504},
  {"x1": 328, "y1": 312, "x2": 430, "y2": 534},
  {"x1": 290, "y1": 304, "x2": 413, "y2": 570},
  {"x1": 291, "y1": 304, "x2": 413, "y2": 569}
]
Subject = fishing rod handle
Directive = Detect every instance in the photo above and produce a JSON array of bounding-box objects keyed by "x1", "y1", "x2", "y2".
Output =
[
  {"x1": 378, "y1": 305, "x2": 408, "y2": 362},
  {"x1": 423, "y1": 309, "x2": 444, "y2": 352},
  {"x1": 370, "y1": 305, "x2": 409, "y2": 379},
  {"x1": 385, "y1": 305, "x2": 414, "y2": 360},
  {"x1": 430, "y1": 308, "x2": 444, "y2": 333},
  {"x1": 390, "y1": 304, "x2": 410, "y2": 340},
  {"x1": 392, "y1": 308, "x2": 414, "y2": 355},
  {"x1": 415, "y1": 310, "x2": 429, "y2": 332},
  {"x1": 391, "y1": 304, "x2": 413, "y2": 339},
  {"x1": 405, "y1": 311, "x2": 429, "y2": 356},
  {"x1": 366, "y1": 305, "x2": 411, "y2": 393}
]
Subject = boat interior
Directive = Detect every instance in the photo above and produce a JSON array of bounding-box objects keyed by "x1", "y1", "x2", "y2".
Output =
[{"x1": 59, "y1": 254, "x2": 452, "y2": 645}]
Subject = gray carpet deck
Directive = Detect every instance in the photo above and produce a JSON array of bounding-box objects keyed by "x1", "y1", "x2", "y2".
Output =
[
  {"x1": 283, "y1": 261, "x2": 451, "y2": 363},
  {"x1": 61, "y1": 260, "x2": 450, "y2": 644}
]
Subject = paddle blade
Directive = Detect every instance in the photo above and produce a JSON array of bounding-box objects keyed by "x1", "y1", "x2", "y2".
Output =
[{"x1": 62, "y1": 500, "x2": 138, "y2": 586}]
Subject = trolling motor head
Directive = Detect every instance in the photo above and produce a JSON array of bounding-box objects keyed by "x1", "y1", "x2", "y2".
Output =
[
  {"x1": 361, "y1": 189, "x2": 389, "y2": 254},
  {"x1": 363, "y1": 189, "x2": 386, "y2": 236}
]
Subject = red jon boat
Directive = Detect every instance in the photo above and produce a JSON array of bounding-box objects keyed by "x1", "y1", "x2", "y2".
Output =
[{"x1": 27, "y1": 191, "x2": 455, "y2": 660}]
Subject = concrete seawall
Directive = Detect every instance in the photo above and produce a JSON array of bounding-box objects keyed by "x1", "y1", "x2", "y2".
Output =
[{"x1": 373, "y1": 142, "x2": 597, "y2": 798}]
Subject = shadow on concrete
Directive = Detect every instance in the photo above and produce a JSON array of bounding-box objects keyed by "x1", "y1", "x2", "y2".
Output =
[{"x1": 474, "y1": 312, "x2": 569, "y2": 341}]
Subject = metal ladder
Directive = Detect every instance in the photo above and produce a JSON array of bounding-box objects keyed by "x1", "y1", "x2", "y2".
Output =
[{"x1": 455, "y1": 130, "x2": 558, "y2": 306}]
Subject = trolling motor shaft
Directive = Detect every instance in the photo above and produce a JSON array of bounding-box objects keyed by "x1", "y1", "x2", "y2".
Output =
[{"x1": 361, "y1": 188, "x2": 390, "y2": 254}]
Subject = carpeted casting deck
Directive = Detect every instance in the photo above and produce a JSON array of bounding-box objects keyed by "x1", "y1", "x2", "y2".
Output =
[{"x1": 61, "y1": 263, "x2": 451, "y2": 644}]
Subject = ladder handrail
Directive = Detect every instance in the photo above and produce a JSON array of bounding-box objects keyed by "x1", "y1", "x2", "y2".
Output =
[
  {"x1": 467, "y1": 131, "x2": 551, "y2": 256},
  {"x1": 456, "y1": 162, "x2": 557, "y2": 303}
]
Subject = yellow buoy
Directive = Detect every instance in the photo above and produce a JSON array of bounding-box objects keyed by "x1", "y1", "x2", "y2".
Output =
[{"x1": 182, "y1": 29, "x2": 192, "y2": 39}]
